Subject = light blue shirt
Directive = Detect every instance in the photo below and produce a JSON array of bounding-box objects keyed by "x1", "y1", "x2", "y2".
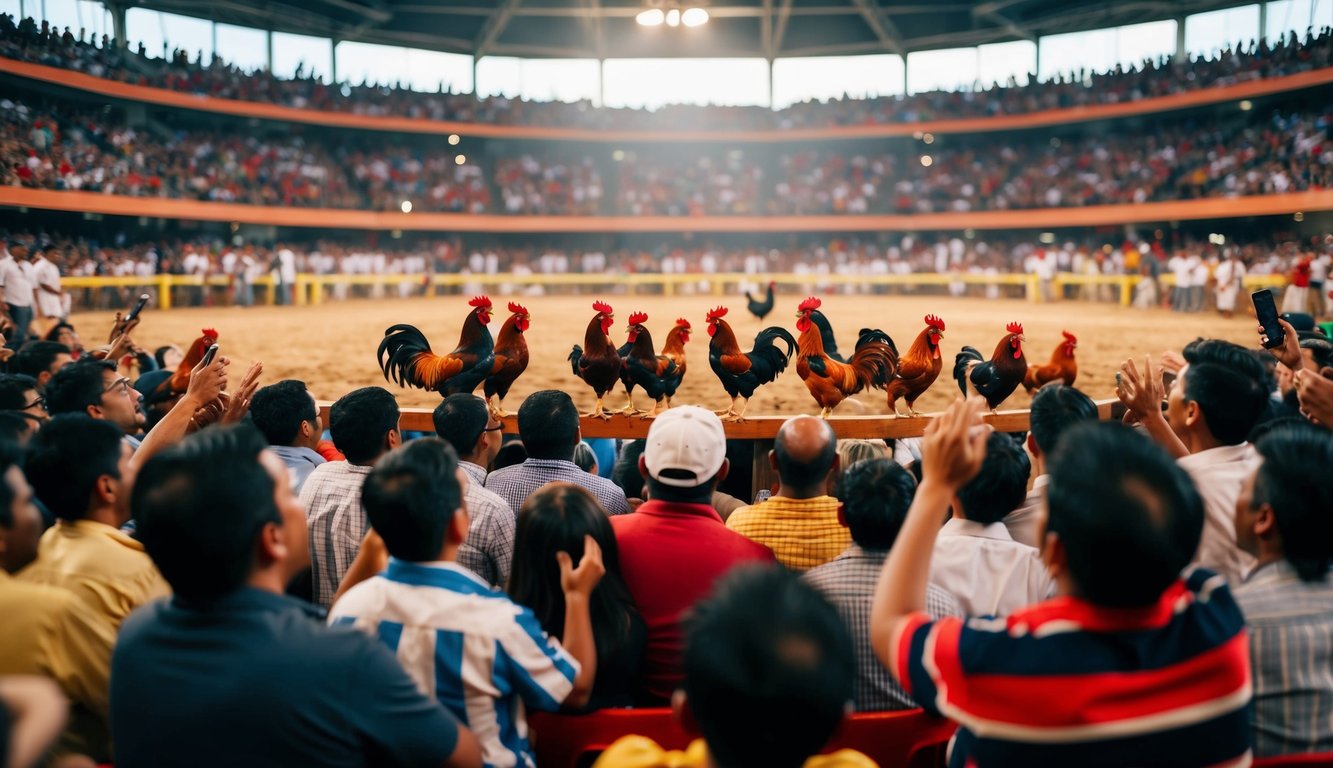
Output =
[{"x1": 268, "y1": 445, "x2": 326, "y2": 495}]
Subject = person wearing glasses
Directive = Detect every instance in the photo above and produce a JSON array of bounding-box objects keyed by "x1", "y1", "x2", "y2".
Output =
[
  {"x1": 432, "y1": 393, "x2": 513, "y2": 589},
  {"x1": 0, "y1": 373, "x2": 48, "y2": 423}
]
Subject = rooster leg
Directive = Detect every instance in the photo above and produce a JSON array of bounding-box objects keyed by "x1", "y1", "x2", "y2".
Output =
[
  {"x1": 715, "y1": 397, "x2": 738, "y2": 418},
  {"x1": 581, "y1": 397, "x2": 611, "y2": 421},
  {"x1": 819, "y1": 406, "x2": 834, "y2": 419},
  {"x1": 487, "y1": 395, "x2": 510, "y2": 419},
  {"x1": 639, "y1": 399, "x2": 666, "y2": 420},
  {"x1": 724, "y1": 398, "x2": 751, "y2": 423}
]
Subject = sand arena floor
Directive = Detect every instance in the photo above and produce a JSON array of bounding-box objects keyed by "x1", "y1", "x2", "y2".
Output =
[{"x1": 71, "y1": 291, "x2": 1264, "y2": 418}]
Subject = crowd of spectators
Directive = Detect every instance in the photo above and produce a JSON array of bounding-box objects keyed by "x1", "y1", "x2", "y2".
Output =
[
  {"x1": 0, "y1": 287, "x2": 1330, "y2": 765},
  {"x1": 2, "y1": 11, "x2": 1332, "y2": 130}
]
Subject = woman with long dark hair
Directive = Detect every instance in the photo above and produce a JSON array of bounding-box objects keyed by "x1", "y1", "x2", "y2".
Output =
[{"x1": 509, "y1": 483, "x2": 645, "y2": 710}]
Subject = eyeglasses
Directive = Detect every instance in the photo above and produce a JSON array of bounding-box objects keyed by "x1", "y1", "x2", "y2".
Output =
[
  {"x1": 21, "y1": 396, "x2": 45, "y2": 410},
  {"x1": 102, "y1": 377, "x2": 132, "y2": 396},
  {"x1": 483, "y1": 423, "x2": 504, "y2": 433}
]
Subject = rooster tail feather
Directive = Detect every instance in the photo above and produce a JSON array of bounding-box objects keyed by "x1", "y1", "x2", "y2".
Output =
[
  {"x1": 752, "y1": 326, "x2": 798, "y2": 375},
  {"x1": 569, "y1": 345, "x2": 584, "y2": 376},
  {"x1": 849, "y1": 342, "x2": 899, "y2": 391},
  {"x1": 378, "y1": 324, "x2": 432, "y2": 389},
  {"x1": 953, "y1": 346, "x2": 984, "y2": 395},
  {"x1": 855, "y1": 328, "x2": 899, "y2": 356}
]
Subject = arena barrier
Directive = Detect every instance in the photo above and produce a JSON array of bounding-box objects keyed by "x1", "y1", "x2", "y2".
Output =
[{"x1": 62, "y1": 271, "x2": 1287, "y2": 311}]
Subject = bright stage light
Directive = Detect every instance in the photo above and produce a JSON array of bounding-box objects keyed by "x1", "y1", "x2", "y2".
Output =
[
  {"x1": 636, "y1": 8, "x2": 664, "y2": 26},
  {"x1": 681, "y1": 8, "x2": 709, "y2": 26},
  {"x1": 400, "y1": 200, "x2": 413, "y2": 213},
  {"x1": 666, "y1": 8, "x2": 680, "y2": 26}
]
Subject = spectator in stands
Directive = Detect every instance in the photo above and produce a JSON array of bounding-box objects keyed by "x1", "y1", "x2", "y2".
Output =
[
  {"x1": 329, "y1": 438, "x2": 596, "y2": 768},
  {"x1": 805, "y1": 457, "x2": 962, "y2": 712},
  {"x1": 10, "y1": 340, "x2": 71, "y2": 393},
  {"x1": 727, "y1": 416, "x2": 848, "y2": 571},
  {"x1": 594, "y1": 567, "x2": 869, "y2": 768},
  {"x1": 1118, "y1": 341, "x2": 1269, "y2": 582},
  {"x1": 573, "y1": 441, "x2": 598, "y2": 474},
  {"x1": 610, "y1": 406, "x2": 774, "y2": 704},
  {"x1": 0, "y1": 436, "x2": 114, "y2": 764},
  {"x1": 114, "y1": 426, "x2": 481, "y2": 768},
  {"x1": 0, "y1": 372, "x2": 47, "y2": 424},
  {"x1": 509, "y1": 483, "x2": 646, "y2": 710},
  {"x1": 432, "y1": 393, "x2": 513, "y2": 588},
  {"x1": 928, "y1": 431, "x2": 1049, "y2": 616},
  {"x1": 1006, "y1": 384, "x2": 1098, "y2": 547},
  {"x1": 248, "y1": 379, "x2": 325, "y2": 494},
  {"x1": 302, "y1": 386, "x2": 399, "y2": 607},
  {"x1": 872, "y1": 402, "x2": 1252, "y2": 765},
  {"x1": 611, "y1": 439, "x2": 648, "y2": 510},
  {"x1": 1, "y1": 241, "x2": 36, "y2": 349},
  {"x1": 486, "y1": 390, "x2": 630, "y2": 515},
  {"x1": 1233, "y1": 422, "x2": 1333, "y2": 757},
  {"x1": 43, "y1": 320, "x2": 82, "y2": 359}
]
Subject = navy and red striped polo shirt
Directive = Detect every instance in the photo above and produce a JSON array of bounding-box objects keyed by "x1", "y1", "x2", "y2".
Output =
[{"x1": 894, "y1": 568, "x2": 1252, "y2": 766}]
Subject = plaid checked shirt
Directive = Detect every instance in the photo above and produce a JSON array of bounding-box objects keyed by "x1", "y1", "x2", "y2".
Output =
[
  {"x1": 301, "y1": 461, "x2": 373, "y2": 608},
  {"x1": 485, "y1": 458, "x2": 631, "y2": 516},
  {"x1": 456, "y1": 461, "x2": 516, "y2": 589},
  {"x1": 726, "y1": 495, "x2": 851, "y2": 572},
  {"x1": 804, "y1": 545, "x2": 963, "y2": 711}
]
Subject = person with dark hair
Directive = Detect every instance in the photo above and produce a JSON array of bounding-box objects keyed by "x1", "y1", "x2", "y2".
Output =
[
  {"x1": 871, "y1": 399, "x2": 1251, "y2": 766},
  {"x1": 1119, "y1": 340, "x2": 1269, "y2": 582},
  {"x1": 486, "y1": 390, "x2": 630, "y2": 515},
  {"x1": 10, "y1": 340, "x2": 71, "y2": 393},
  {"x1": 612, "y1": 439, "x2": 647, "y2": 504},
  {"x1": 249, "y1": 379, "x2": 325, "y2": 494},
  {"x1": 928, "y1": 431, "x2": 1049, "y2": 616},
  {"x1": 492, "y1": 439, "x2": 527, "y2": 470},
  {"x1": 153, "y1": 344, "x2": 182, "y2": 371},
  {"x1": 43, "y1": 321, "x2": 83, "y2": 359},
  {"x1": 0, "y1": 373, "x2": 45, "y2": 420},
  {"x1": 573, "y1": 441, "x2": 598, "y2": 474},
  {"x1": 805, "y1": 458, "x2": 962, "y2": 711},
  {"x1": 302, "y1": 386, "x2": 400, "y2": 607},
  {"x1": 114, "y1": 426, "x2": 481, "y2": 768},
  {"x1": 610, "y1": 406, "x2": 774, "y2": 705},
  {"x1": 509, "y1": 483, "x2": 646, "y2": 710},
  {"x1": 727, "y1": 415, "x2": 847, "y2": 571},
  {"x1": 1233, "y1": 422, "x2": 1333, "y2": 757},
  {"x1": 329, "y1": 439, "x2": 594, "y2": 768},
  {"x1": 0, "y1": 438, "x2": 40, "y2": 574},
  {"x1": 1006, "y1": 383, "x2": 1098, "y2": 546},
  {"x1": 594, "y1": 567, "x2": 870, "y2": 768},
  {"x1": 432, "y1": 393, "x2": 513, "y2": 588}
]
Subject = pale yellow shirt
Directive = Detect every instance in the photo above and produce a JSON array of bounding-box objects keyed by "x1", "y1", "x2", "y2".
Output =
[
  {"x1": 592, "y1": 735, "x2": 877, "y2": 768},
  {"x1": 17, "y1": 519, "x2": 170, "y2": 632},
  {"x1": 726, "y1": 495, "x2": 850, "y2": 572}
]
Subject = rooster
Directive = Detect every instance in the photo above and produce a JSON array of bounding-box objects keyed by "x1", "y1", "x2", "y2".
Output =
[
  {"x1": 887, "y1": 315, "x2": 946, "y2": 418},
  {"x1": 153, "y1": 327, "x2": 218, "y2": 401},
  {"x1": 660, "y1": 318, "x2": 691, "y2": 408},
  {"x1": 378, "y1": 296, "x2": 496, "y2": 396},
  {"x1": 794, "y1": 297, "x2": 899, "y2": 419},
  {"x1": 617, "y1": 312, "x2": 681, "y2": 419},
  {"x1": 1023, "y1": 330, "x2": 1079, "y2": 394},
  {"x1": 746, "y1": 280, "x2": 776, "y2": 321},
  {"x1": 569, "y1": 300, "x2": 622, "y2": 420},
  {"x1": 483, "y1": 302, "x2": 531, "y2": 417},
  {"x1": 706, "y1": 306, "x2": 797, "y2": 422},
  {"x1": 953, "y1": 321, "x2": 1028, "y2": 412}
]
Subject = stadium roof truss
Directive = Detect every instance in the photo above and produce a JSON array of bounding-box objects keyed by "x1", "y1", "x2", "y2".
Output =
[{"x1": 119, "y1": 0, "x2": 1263, "y2": 59}]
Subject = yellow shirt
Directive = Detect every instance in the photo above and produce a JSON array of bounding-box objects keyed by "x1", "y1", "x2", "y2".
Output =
[
  {"x1": 726, "y1": 495, "x2": 850, "y2": 572},
  {"x1": 17, "y1": 519, "x2": 170, "y2": 632},
  {"x1": 0, "y1": 570, "x2": 116, "y2": 758},
  {"x1": 592, "y1": 735, "x2": 878, "y2": 768}
]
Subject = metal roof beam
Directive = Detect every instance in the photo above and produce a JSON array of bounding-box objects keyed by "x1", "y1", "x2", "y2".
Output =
[
  {"x1": 851, "y1": 0, "x2": 906, "y2": 55},
  {"x1": 474, "y1": 0, "x2": 522, "y2": 58},
  {"x1": 772, "y1": 0, "x2": 795, "y2": 56}
]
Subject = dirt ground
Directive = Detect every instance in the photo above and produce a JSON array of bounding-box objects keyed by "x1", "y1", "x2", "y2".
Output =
[{"x1": 71, "y1": 292, "x2": 1266, "y2": 418}]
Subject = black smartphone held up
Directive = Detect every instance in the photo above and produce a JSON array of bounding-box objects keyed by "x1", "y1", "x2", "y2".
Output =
[
  {"x1": 1252, "y1": 289, "x2": 1285, "y2": 349},
  {"x1": 200, "y1": 343, "x2": 219, "y2": 367},
  {"x1": 124, "y1": 293, "x2": 150, "y2": 324}
]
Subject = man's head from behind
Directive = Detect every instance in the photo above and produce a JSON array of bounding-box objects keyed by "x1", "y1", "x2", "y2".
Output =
[
  {"x1": 1045, "y1": 422, "x2": 1204, "y2": 608},
  {"x1": 835, "y1": 457, "x2": 917, "y2": 550},
  {"x1": 12, "y1": 341, "x2": 72, "y2": 392},
  {"x1": 132, "y1": 425, "x2": 306, "y2": 600},
  {"x1": 25, "y1": 414, "x2": 132, "y2": 525},
  {"x1": 362, "y1": 438, "x2": 465, "y2": 563},
  {"x1": 772, "y1": 416, "x2": 838, "y2": 496},
  {"x1": 1028, "y1": 383, "x2": 1098, "y2": 462},
  {"x1": 639, "y1": 405, "x2": 729, "y2": 504},
  {"x1": 516, "y1": 390, "x2": 579, "y2": 461},
  {"x1": 45, "y1": 360, "x2": 144, "y2": 435},
  {"x1": 954, "y1": 432, "x2": 1029, "y2": 525},
  {"x1": 433, "y1": 393, "x2": 501, "y2": 467},
  {"x1": 329, "y1": 386, "x2": 400, "y2": 465},
  {"x1": 1236, "y1": 422, "x2": 1333, "y2": 583},
  {"x1": 249, "y1": 379, "x2": 320, "y2": 450},
  {"x1": 682, "y1": 566, "x2": 854, "y2": 768}
]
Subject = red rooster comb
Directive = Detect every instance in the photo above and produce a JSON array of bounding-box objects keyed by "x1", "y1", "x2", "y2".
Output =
[
  {"x1": 508, "y1": 301, "x2": 529, "y2": 315},
  {"x1": 1062, "y1": 330, "x2": 1078, "y2": 343},
  {"x1": 628, "y1": 311, "x2": 649, "y2": 326},
  {"x1": 706, "y1": 306, "x2": 728, "y2": 321},
  {"x1": 593, "y1": 300, "x2": 613, "y2": 315},
  {"x1": 924, "y1": 315, "x2": 945, "y2": 331},
  {"x1": 200, "y1": 328, "x2": 218, "y2": 340},
  {"x1": 675, "y1": 318, "x2": 691, "y2": 329},
  {"x1": 1006, "y1": 321, "x2": 1024, "y2": 335},
  {"x1": 798, "y1": 296, "x2": 822, "y2": 312},
  {"x1": 468, "y1": 296, "x2": 492, "y2": 309}
]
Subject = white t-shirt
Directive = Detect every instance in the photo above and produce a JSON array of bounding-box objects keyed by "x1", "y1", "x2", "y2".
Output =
[
  {"x1": 32, "y1": 256, "x2": 63, "y2": 318},
  {"x1": 0, "y1": 255, "x2": 34, "y2": 308},
  {"x1": 929, "y1": 519, "x2": 1056, "y2": 617},
  {"x1": 1180, "y1": 443, "x2": 1261, "y2": 584}
]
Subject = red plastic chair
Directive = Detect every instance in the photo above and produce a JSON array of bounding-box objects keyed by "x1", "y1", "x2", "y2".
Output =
[
  {"x1": 528, "y1": 708, "x2": 954, "y2": 768},
  {"x1": 1254, "y1": 754, "x2": 1333, "y2": 767}
]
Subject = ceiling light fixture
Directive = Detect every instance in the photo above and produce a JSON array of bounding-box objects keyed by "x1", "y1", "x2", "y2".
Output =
[
  {"x1": 681, "y1": 8, "x2": 709, "y2": 26},
  {"x1": 665, "y1": 8, "x2": 681, "y2": 26},
  {"x1": 636, "y1": 3, "x2": 708, "y2": 28},
  {"x1": 636, "y1": 8, "x2": 664, "y2": 26}
]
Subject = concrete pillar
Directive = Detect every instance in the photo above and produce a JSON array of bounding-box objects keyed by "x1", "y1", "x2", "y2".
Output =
[
  {"x1": 110, "y1": 3, "x2": 126, "y2": 48},
  {"x1": 1258, "y1": 2, "x2": 1268, "y2": 46},
  {"x1": 1176, "y1": 16, "x2": 1187, "y2": 61}
]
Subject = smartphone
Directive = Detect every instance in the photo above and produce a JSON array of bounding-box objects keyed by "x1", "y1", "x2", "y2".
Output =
[
  {"x1": 200, "y1": 343, "x2": 219, "y2": 367},
  {"x1": 1252, "y1": 289, "x2": 1285, "y2": 349},
  {"x1": 124, "y1": 293, "x2": 150, "y2": 323}
]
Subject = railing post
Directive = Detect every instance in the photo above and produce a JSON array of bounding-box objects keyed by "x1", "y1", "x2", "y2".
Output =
[
  {"x1": 1121, "y1": 276, "x2": 1134, "y2": 307},
  {"x1": 158, "y1": 274, "x2": 172, "y2": 310},
  {"x1": 294, "y1": 275, "x2": 307, "y2": 306},
  {"x1": 1027, "y1": 274, "x2": 1040, "y2": 303},
  {"x1": 310, "y1": 275, "x2": 323, "y2": 306}
]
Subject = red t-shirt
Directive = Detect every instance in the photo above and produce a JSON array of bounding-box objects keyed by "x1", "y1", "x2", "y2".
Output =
[{"x1": 611, "y1": 500, "x2": 775, "y2": 704}]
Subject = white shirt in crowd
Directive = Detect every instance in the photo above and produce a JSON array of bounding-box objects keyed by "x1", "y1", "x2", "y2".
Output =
[
  {"x1": 929, "y1": 518, "x2": 1056, "y2": 617},
  {"x1": 0, "y1": 253, "x2": 34, "y2": 308},
  {"x1": 1179, "y1": 443, "x2": 1261, "y2": 584},
  {"x1": 31, "y1": 254, "x2": 63, "y2": 318},
  {"x1": 1002, "y1": 474, "x2": 1048, "y2": 549}
]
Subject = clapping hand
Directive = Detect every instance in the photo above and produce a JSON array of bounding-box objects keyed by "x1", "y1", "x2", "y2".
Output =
[
  {"x1": 919, "y1": 396, "x2": 990, "y2": 493},
  {"x1": 1117, "y1": 355, "x2": 1165, "y2": 424}
]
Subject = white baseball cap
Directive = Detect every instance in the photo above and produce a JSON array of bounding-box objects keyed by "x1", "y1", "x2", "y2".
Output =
[{"x1": 643, "y1": 405, "x2": 727, "y2": 488}]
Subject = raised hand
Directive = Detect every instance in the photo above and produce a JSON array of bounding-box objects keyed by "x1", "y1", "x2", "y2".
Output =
[
  {"x1": 919, "y1": 396, "x2": 989, "y2": 492},
  {"x1": 1117, "y1": 355, "x2": 1164, "y2": 423},
  {"x1": 186, "y1": 353, "x2": 230, "y2": 406},
  {"x1": 222, "y1": 362, "x2": 263, "y2": 424},
  {"x1": 557, "y1": 535, "x2": 605, "y2": 599},
  {"x1": 1260, "y1": 318, "x2": 1303, "y2": 372},
  {"x1": 1295, "y1": 367, "x2": 1333, "y2": 426}
]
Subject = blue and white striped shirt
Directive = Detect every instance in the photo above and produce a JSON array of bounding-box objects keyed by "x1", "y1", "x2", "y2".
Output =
[{"x1": 329, "y1": 559, "x2": 579, "y2": 768}]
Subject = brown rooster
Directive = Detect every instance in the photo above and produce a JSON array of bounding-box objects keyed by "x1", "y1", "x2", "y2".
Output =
[
  {"x1": 568, "y1": 300, "x2": 622, "y2": 420},
  {"x1": 887, "y1": 315, "x2": 946, "y2": 417},
  {"x1": 794, "y1": 297, "x2": 899, "y2": 419},
  {"x1": 378, "y1": 296, "x2": 496, "y2": 395},
  {"x1": 1023, "y1": 331, "x2": 1079, "y2": 393},
  {"x1": 954, "y1": 321, "x2": 1028, "y2": 412},
  {"x1": 484, "y1": 302, "x2": 531, "y2": 417},
  {"x1": 660, "y1": 318, "x2": 691, "y2": 409},
  {"x1": 707, "y1": 306, "x2": 796, "y2": 422}
]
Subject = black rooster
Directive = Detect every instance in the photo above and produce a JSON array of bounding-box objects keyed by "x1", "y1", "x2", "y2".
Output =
[{"x1": 746, "y1": 281, "x2": 776, "y2": 321}]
